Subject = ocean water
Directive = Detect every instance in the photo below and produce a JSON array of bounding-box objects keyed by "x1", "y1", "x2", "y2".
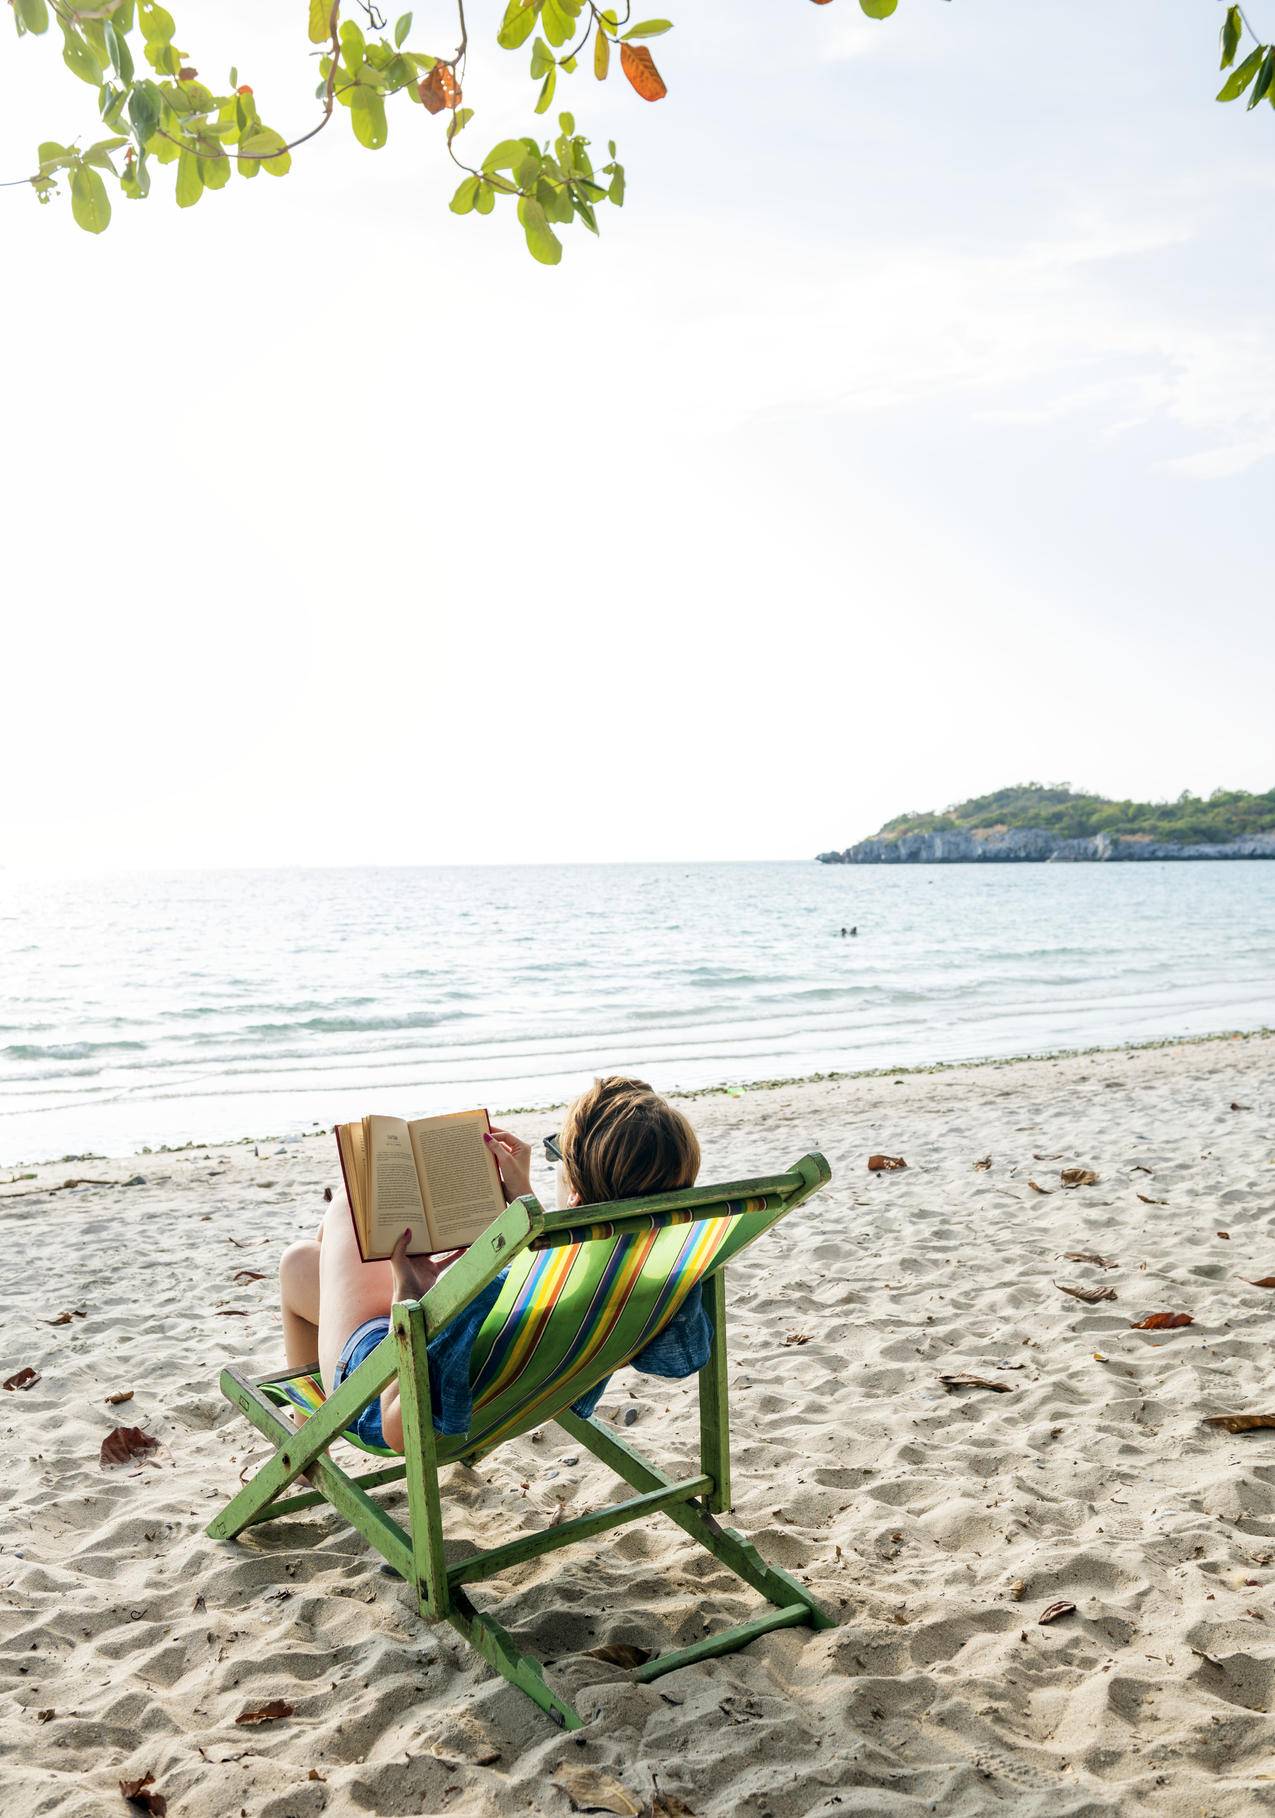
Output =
[{"x1": 1, "y1": 861, "x2": 1273, "y2": 1166}]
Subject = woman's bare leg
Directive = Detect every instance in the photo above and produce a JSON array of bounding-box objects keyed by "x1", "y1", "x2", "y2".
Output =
[
  {"x1": 317, "y1": 1198, "x2": 395, "y2": 1393},
  {"x1": 278, "y1": 1239, "x2": 322, "y2": 1371}
]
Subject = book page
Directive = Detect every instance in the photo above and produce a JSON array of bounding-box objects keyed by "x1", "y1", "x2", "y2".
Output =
[
  {"x1": 366, "y1": 1114, "x2": 430, "y2": 1259},
  {"x1": 408, "y1": 1109, "x2": 506, "y2": 1248},
  {"x1": 335, "y1": 1119, "x2": 369, "y2": 1255}
]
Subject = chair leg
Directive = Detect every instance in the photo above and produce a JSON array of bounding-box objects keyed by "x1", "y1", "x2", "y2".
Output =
[
  {"x1": 698, "y1": 1268, "x2": 731, "y2": 1514},
  {"x1": 448, "y1": 1590, "x2": 584, "y2": 1732},
  {"x1": 392, "y1": 1302, "x2": 450, "y2": 1620},
  {"x1": 558, "y1": 1407, "x2": 836, "y2": 1630}
]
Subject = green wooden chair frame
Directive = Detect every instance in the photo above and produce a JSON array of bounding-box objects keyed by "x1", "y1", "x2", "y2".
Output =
[{"x1": 207, "y1": 1152, "x2": 835, "y2": 1729}]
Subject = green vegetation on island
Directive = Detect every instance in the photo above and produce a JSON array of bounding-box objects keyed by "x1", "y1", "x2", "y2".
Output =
[{"x1": 874, "y1": 784, "x2": 1275, "y2": 847}]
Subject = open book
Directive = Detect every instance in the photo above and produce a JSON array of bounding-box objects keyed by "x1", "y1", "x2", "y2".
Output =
[{"x1": 334, "y1": 1108, "x2": 507, "y2": 1261}]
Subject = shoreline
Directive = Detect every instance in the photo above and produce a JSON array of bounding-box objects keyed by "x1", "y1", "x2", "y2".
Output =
[{"x1": 7, "y1": 1021, "x2": 1272, "y2": 1174}]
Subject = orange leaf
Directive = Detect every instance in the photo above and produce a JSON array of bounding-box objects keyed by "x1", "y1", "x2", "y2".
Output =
[
  {"x1": 868, "y1": 1154, "x2": 907, "y2": 1172},
  {"x1": 418, "y1": 64, "x2": 461, "y2": 114},
  {"x1": 1130, "y1": 1311, "x2": 1193, "y2": 1331},
  {"x1": 1202, "y1": 1413, "x2": 1275, "y2": 1432},
  {"x1": 3, "y1": 1366, "x2": 39, "y2": 1391},
  {"x1": 620, "y1": 41, "x2": 666, "y2": 102}
]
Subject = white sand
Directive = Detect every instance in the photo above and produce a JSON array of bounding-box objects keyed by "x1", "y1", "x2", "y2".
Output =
[{"x1": 3, "y1": 1033, "x2": 1275, "y2": 1816}]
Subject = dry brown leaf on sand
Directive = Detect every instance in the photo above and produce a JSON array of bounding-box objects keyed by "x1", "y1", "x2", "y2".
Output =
[
  {"x1": 105, "y1": 1390, "x2": 134, "y2": 1405},
  {"x1": 100, "y1": 1426, "x2": 159, "y2": 1467},
  {"x1": 120, "y1": 1773, "x2": 167, "y2": 1815},
  {"x1": 939, "y1": 1373, "x2": 1012, "y2": 1394},
  {"x1": 584, "y1": 1641, "x2": 653, "y2": 1669},
  {"x1": 1060, "y1": 1168, "x2": 1100, "y2": 1188},
  {"x1": 784, "y1": 1332, "x2": 810, "y2": 1346},
  {"x1": 235, "y1": 1699, "x2": 294, "y2": 1725},
  {"x1": 651, "y1": 1796, "x2": 697, "y2": 1818},
  {"x1": 868, "y1": 1154, "x2": 908, "y2": 1172},
  {"x1": 1039, "y1": 1600, "x2": 1075, "y2": 1625},
  {"x1": 1130, "y1": 1312, "x2": 1194, "y2": 1331},
  {"x1": 1055, "y1": 1281, "x2": 1118, "y2": 1304},
  {"x1": 1248, "y1": 1278, "x2": 1275, "y2": 1290},
  {"x1": 1202, "y1": 1413, "x2": 1275, "y2": 1433},
  {"x1": 1232, "y1": 1102, "x2": 1250, "y2": 1111},
  {"x1": 45, "y1": 1309, "x2": 86, "y2": 1326},
  {"x1": 3, "y1": 1367, "x2": 40, "y2": 1391},
  {"x1": 1137, "y1": 1193, "x2": 1167, "y2": 1206},
  {"x1": 973, "y1": 1156, "x2": 992, "y2": 1172},
  {"x1": 619, "y1": 40, "x2": 666, "y2": 101},
  {"x1": 1218, "y1": 1231, "x2": 1231, "y2": 1239},
  {"x1": 232, "y1": 1269, "x2": 266, "y2": 1284},
  {"x1": 1063, "y1": 1251, "x2": 1116, "y2": 1269},
  {"x1": 553, "y1": 1763, "x2": 642, "y2": 1815},
  {"x1": 1028, "y1": 1179, "x2": 1053, "y2": 1195}
]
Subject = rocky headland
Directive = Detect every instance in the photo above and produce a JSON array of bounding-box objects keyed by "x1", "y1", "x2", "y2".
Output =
[{"x1": 818, "y1": 828, "x2": 1275, "y2": 863}]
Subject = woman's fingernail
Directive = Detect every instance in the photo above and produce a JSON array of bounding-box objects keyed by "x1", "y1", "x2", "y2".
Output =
[{"x1": 482, "y1": 1133, "x2": 492, "y2": 1144}]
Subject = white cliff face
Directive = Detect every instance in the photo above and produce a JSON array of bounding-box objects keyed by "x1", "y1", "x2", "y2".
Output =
[{"x1": 817, "y1": 829, "x2": 1275, "y2": 864}]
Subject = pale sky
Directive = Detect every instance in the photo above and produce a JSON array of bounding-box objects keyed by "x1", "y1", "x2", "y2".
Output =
[{"x1": 2, "y1": 1, "x2": 1272, "y2": 867}]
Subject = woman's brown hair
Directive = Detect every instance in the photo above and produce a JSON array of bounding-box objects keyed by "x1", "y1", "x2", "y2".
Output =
[{"x1": 559, "y1": 1075, "x2": 700, "y2": 1207}]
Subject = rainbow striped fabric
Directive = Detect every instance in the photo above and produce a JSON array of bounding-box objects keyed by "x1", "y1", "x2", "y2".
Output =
[
  {"x1": 258, "y1": 1195, "x2": 771, "y2": 1464},
  {"x1": 262, "y1": 1370, "x2": 396, "y2": 1458}
]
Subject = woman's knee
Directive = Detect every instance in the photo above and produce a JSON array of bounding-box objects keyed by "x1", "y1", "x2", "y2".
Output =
[{"x1": 279, "y1": 1238, "x2": 320, "y2": 1301}]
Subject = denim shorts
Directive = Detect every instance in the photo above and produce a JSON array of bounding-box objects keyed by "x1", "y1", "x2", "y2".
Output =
[{"x1": 334, "y1": 1315, "x2": 391, "y2": 1448}]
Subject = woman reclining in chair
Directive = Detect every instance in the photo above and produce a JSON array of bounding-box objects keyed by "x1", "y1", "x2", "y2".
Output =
[{"x1": 277, "y1": 1076, "x2": 706, "y2": 1453}]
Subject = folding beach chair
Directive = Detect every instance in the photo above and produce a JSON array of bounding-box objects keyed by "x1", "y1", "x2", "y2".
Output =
[{"x1": 207, "y1": 1153, "x2": 835, "y2": 1728}]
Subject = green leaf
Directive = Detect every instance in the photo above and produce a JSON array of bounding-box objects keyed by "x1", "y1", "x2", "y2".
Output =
[
  {"x1": 102, "y1": 19, "x2": 134, "y2": 83},
  {"x1": 558, "y1": 110, "x2": 576, "y2": 134},
  {"x1": 1221, "y1": 5, "x2": 1243, "y2": 69},
  {"x1": 121, "y1": 148, "x2": 151, "y2": 199},
  {"x1": 1249, "y1": 45, "x2": 1275, "y2": 107},
  {"x1": 138, "y1": 2, "x2": 175, "y2": 45},
  {"x1": 572, "y1": 193, "x2": 599, "y2": 235},
  {"x1": 15, "y1": 0, "x2": 50, "y2": 35},
  {"x1": 535, "y1": 67, "x2": 556, "y2": 114},
  {"x1": 60, "y1": 23, "x2": 103, "y2": 85},
  {"x1": 594, "y1": 27, "x2": 610, "y2": 79},
  {"x1": 619, "y1": 19, "x2": 672, "y2": 39},
  {"x1": 1217, "y1": 44, "x2": 1263, "y2": 101},
  {"x1": 858, "y1": 0, "x2": 898, "y2": 16},
  {"x1": 518, "y1": 194, "x2": 562, "y2": 264},
  {"x1": 83, "y1": 136, "x2": 128, "y2": 172},
  {"x1": 483, "y1": 137, "x2": 526, "y2": 169},
  {"x1": 70, "y1": 163, "x2": 111, "y2": 233},
  {"x1": 340, "y1": 19, "x2": 366, "y2": 74},
  {"x1": 128, "y1": 80, "x2": 163, "y2": 147},
  {"x1": 308, "y1": 0, "x2": 334, "y2": 44},
  {"x1": 201, "y1": 150, "x2": 231, "y2": 189},
  {"x1": 541, "y1": 0, "x2": 571, "y2": 48},
  {"x1": 394, "y1": 11, "x2": 413, "y2": 47},
  {"x1": 530, "y1": 34, "x2": 555, "y2": 77},
  {"x1": 497, "y1": 0, "x2": 538, "y2": 51},
  {"x1": 474, "y1": 179, "x2": 495, "y2": 214},
  {"x1": 450, "y1": 174, "x2": 479, "y2": 213},
  {"x1": 240, "y1": 127, "x2": 291, "y2": 175},
  {"x1": 349, "y1": 86, "x2": 387, "y2": 149},
  {"x1": 446, "y1": 106, "x2": 474, "y2": 142},
  {"x1": 608, "y1": 161, "x2": 624, "y2": 206},
  {"x1": 175, "y1": 147, "x2": 203, "y2": 206}
]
